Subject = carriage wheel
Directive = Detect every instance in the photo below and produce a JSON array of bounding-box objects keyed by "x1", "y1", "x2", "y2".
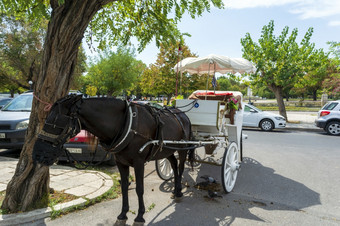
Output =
[
  {"x1": 155, "y1": 158, "x2": 174, "y2": 181},
  {"x1": 221, "y1": 142, "x2": 240, "y2": 193}
]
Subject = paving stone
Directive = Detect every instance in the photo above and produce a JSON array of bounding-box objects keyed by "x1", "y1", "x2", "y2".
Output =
[{"x1": 65, "y1": 185, "x2": 98, "y2": 196}]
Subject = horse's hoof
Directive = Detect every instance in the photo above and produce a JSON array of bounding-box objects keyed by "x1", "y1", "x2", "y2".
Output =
[
  {"x1": 114, "y1": 219, "x2": 127, "y2": 226},
  {"x1": 132, "y1": 221, "x2": 145, "y2": 226},
  {"x1": 174, "y1": 195, "x2": 183, "y2": 203}
]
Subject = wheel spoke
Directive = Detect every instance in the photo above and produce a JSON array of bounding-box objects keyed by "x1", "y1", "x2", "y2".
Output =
[
  {"x1": 225, "y1": 161, "x2": 232, "y2": 167},
  {"x1": 232, "y1": 151, "x2": 237, "y2": 161}
]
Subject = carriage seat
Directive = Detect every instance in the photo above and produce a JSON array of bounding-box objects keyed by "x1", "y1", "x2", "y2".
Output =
[
  {"x1": 175, "y1": 99, "x2": 225, "y2": 136},
  {"x1": 175, "y1": 90, "x2": 243, "y2": 137}
]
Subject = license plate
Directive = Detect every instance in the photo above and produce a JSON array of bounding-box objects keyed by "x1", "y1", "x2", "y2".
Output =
[
  {"x1": 0, "y1": 133, "x2": 5, "y2": 139},
  {"x1": 66, "y1": 148, "x2": 82, "y2": 154}
]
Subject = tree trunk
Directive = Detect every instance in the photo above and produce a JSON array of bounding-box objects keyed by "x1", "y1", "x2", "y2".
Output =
[
  {"x1": 312, "y1": 90, "x2": 317, "y2": 101},
  {"x1": 1, "y1": 0, "x2": 112, "y2": 213},
  {"x1": 268, "y1": 84, "x2": 288, "y2": 121}
]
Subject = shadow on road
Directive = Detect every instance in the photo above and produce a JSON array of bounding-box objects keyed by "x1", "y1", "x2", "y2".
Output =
[{"x1": 149, "y1": 157, "x2": 320, "y2": 225}]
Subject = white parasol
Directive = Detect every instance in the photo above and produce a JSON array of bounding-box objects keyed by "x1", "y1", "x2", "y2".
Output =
[
  {"x1": 173, "y1": 54, "x2": 255, "y2": 96},
  {"x1": 173, "y1": 54, "x2": 255, "y2": 75}
]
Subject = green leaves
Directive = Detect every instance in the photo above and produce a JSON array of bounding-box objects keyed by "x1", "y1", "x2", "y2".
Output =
[
  {"x1": 85, "y1": 47, "x2": 145, "y2": 96},
  {"x1": 241, "y1": 20, "x2": 318, "y2": 90}
]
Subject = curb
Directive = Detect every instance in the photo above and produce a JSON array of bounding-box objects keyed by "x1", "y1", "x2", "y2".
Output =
[
  {"x1": 0, "y1": 198, "x2": 87, "y2": 226},
  {"x1": 0, "y1": 172, "x2": 113, "y2": 226},
  {"x1": 284, "y1": 126, "x2": 322, "y2": 133}
]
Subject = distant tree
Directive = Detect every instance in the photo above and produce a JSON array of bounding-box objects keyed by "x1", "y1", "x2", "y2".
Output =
[
  {"x1": 139, "y1": 42, "x2": 205, "y2": 102},
  {"x1": 217, "y1": 76, "x2": 247, "y2": 94},
  {"x1": 322, "y1": 73, "x2": 340, "y2": 99},
  {"x1": 69, "y1": 46, "x2": 87, "y2": 90},
  {"x1": 241, "y1": 20, "x2": 316, "y2": 120},
  {"x1": 140, "y1": 64, "x2": 163, "y2": 97},
  {"x1": 0, "y1": 16, "x2": 45, "y2": 95},
  {"x1": 327, "y1": 41, "x2": 340, "y2": 59},
  {"x1": 322, "y1": 42, "x2": 340, "y2": 99},
  {"x1": 294, "y1": 49, "x2": 330, "y2": 100},
  {"x1": 86, "y1": 47, "x2": 145, "y2": 96},
  {"x1": 0, "y1": 16, "x2": 86, "y2": 96}
]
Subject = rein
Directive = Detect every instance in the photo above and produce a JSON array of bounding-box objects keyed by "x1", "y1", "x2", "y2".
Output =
[
  {"x1": 33, "y1": 93, "x2": 53, "y2": 111},
  {"x1": 166, "y1": 99, "x2": 197, "y2": 113}
]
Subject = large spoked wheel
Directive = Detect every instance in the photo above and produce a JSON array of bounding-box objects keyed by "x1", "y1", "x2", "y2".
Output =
[
  {"x1": 221, "y1": 142, "x2": 240, "y2": 193},
  {"x1": 155, "y1": 158, "x2": 174, "y2": 181}
]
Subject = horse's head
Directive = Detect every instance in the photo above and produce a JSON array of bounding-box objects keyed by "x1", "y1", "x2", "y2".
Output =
[{"x1": 32, "y1": 94, "x2": 83, "y2": 166}]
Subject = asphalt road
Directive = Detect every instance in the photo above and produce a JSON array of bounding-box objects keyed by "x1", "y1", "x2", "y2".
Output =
[{"x1": 21, "y1": 130, "x2": 340, "y2": 225}]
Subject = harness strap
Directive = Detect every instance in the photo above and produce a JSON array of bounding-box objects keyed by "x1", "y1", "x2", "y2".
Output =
[
  {"x1": 167, "y1": 107, "x2": 189, "y2": 140},
  {"x1": 100, "y1": 102, "x2": 137, "y2": 153},
  {"x1": 143, "y1": 104, "x2": 165, "y2": 161}
]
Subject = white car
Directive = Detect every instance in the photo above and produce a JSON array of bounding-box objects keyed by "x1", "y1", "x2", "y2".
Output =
[
  {"x1": 315, "y1": 100, "x2": 340, "y2": 135},
  {"x1": 243, "y1": 104, "x2": 286, "y2": 131}
]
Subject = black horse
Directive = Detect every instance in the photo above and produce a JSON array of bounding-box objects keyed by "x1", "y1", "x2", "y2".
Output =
[{"x1": 32, "y1": 94, "x2": 194, "y2": 225}]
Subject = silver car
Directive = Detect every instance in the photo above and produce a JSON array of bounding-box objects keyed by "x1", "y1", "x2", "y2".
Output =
[
  {"x1": 315, "y1": 100, "x2": 340, "y2": 136},
  {"x1": 0, "y1": 92, "x2": 32, "y2": 149}
]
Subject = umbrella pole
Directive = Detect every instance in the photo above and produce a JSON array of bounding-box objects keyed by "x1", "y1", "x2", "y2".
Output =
[
  {"x1": 205, "y1": 64, "x2": 211, "y2": 100},
  {"x1": 214, "y1": 63, "x2": 216, "y2": 94}
]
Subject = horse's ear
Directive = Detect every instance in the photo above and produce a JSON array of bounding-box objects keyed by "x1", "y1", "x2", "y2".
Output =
[{"x1": 73, "y1": 94, "x2": 83, "y2": 103}]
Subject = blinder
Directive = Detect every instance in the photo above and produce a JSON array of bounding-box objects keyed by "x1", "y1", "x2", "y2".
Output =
[{"x1": 33, "y1": 94, "x2": 82, "y2": 166}]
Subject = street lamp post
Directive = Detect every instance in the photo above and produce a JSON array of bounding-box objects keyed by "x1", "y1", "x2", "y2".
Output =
[{"x1": 28, "y1": 81, "x2": 33, "y2": 90}]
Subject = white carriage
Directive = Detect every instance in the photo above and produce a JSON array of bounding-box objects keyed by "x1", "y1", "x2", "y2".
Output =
[
  {"x1": 155, "y1": 54, "x2": 254, "y2": 193},
  {"x1": 156, "y1": 90, "x2": 245, "y2": 193}
]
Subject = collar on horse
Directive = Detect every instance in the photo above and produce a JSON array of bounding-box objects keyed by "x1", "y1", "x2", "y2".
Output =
[
  {"x1": 99, "y1": 101, "x2": 138, "y2": 153},
  {"x1": 100, "y1": 101, "x2": 166, "y2": 158}
]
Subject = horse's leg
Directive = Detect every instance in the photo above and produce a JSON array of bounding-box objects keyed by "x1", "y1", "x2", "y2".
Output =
[
  {"x1": 167, "y1": 154, "x2": 181, "y2": 197},
  {"x1": 176, "y1": 151, "x2": 188, "y2": 198},
  {"x1": 133, "y1": 161, "x2": 146, "y2": 223},
  {"x1": 116, "y1": 161, "x2": 130, "y2": 222}
]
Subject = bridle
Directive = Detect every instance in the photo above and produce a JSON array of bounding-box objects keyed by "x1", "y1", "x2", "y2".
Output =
[
  {"x1": 33, "y1": 95, "x2": 83, "y2": 166},
  {"x1": 38, "y1": 95, "x2": 82, "y2": 147}
]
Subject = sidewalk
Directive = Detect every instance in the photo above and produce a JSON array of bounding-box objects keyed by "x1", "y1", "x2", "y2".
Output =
[
  {"x1": 0, "y1": 112, "x2": 322, "y2": 225},
  {"x1": 0, "y1": 157, "x2": 114, "y2": 225},
  {"x1": 275, "y1": 111, "x2": 321, "y2": 132}
]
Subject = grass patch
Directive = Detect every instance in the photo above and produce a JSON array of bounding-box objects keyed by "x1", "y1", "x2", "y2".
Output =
[
  {"x1": 256, "y1": 106, "x2": 319, "y2": 112},
  {"x1": 49, "y1": 190, "x2": 78, "y2": 207},
  {"x1": 0, "y1": 190, "x2": 78, "y2": 215},
  {"x1": 0, "y1": 169, "x2": 121, "y2": 218}
]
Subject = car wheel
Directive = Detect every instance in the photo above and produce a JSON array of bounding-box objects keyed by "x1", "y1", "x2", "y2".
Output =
[
  {"x1": 325, "y1": 121, "x2": 340, "y2": 136},
  {"x1": 260, "y1": 119, "x2": 274, "y2": 131}
]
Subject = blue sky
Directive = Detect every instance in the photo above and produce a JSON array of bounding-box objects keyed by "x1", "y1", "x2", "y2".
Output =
[{"x1": 133, "y1": 0, "x2": 340, "y2": 66}]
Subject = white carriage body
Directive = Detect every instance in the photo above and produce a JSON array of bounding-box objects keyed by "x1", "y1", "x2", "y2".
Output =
[{"x1": 175, "y1": 90, "x2": 244, "y2": 161}]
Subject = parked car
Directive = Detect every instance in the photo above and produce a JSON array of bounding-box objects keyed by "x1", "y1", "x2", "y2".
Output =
[
  {"x1": 0, "y1": 92, "x2": 32, "y2": 149},
  {"x1": 59, "y1": 130, "x2": 116, "y2": 165},
  {"x1": 242, "y1": 103, "x2": 286, "y2": 131},
  {"x1": 315, "y1": 100, "x2": 340, "y2": 136},
  {"x1": 0, "y1": 92, "x2": 115, "y2": 164},
  {"x1": 0, "y1": 98, "x2": 13, "y2": 109}
]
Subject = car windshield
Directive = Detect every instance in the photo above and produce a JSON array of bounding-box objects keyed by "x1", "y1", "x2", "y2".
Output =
[
  {"x1": 322, "y1": 102, "x2": 338, "y2": 110},
  {"x1": 1, "y1": 94, "x2": 33, "y2": 112}
]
